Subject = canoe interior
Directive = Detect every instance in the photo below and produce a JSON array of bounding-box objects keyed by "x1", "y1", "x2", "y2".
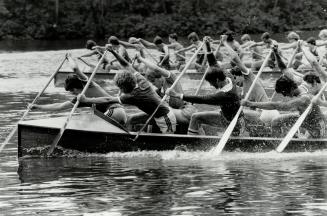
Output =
[{"x1": 18, "y1": 113, "x2": 327, "y2": 157}]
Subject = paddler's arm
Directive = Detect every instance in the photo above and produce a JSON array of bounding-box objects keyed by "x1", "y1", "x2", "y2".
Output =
[
  {"x1": 167, "y1": 43, "x2": 178, "y2": 49},
  {"x1": 78, "y1": 94, "x2": 119, "y2": 104},
  {"x1": 158, "y1": 45, "x2": 169, "y2": 66},
  {"x1": 93, "y1": 46, "x2": 106, "y2": 53},
  {"x1": 119, "y1": 40, "x2": 138, "y2": 49},
  {"x1": 175, "y1": 44, "x2": 196, "y2": 54},
  {"x1": 79, "y1": 50, "x2": 98, "y2": 58},
  {"x1": 166, "y1": 89, "x2": 226, "y2": 105},
  {"x1": 240, "y1": 41, "x2": 254, "y2": 50},
  {"x1": 312, "y1": 96, "x2": 327, "y2": 107},
  {"x1": 138, "y1": 38, "x2": 157, "y2": 49},
  {"x1": 222, "y1": 35, "x2": 249, "y2": 74},
  {"x1": 274, "y1": 45, "x2": 302, "y2": 84},
  {"x1": 233, "y1": 41, "x2": 245, "y2": 59},
  {"x1": 136, "y1": 54, "x2": 170, "y2": 78},
  {"x1": 241, "y1": 97, "x2": 306, "y2": 111},
  {"x1": 106, "y1": 45, "x2": 130, "y2": 68},
  {"x1": 67, "y1": 54, "x2": 89, "y2": 81},
  {"x1": 316, "y1": 40, "x2": 327, "y2": 47},
  {"x1": 204, "y1": 36, "x2": 219, "y2": 67},
  {"x1": 28, "y1": 101, "x2": 73, "y2": 111},
  {"x1": 301, "y1": 42, "x2": 327, "y2": 82},
  {"x1": 280, "y1": 41, "x2": 297, "y2": 50},
  {"x1": 249, "y1": 41, "x2": 265, "y2": 48}
]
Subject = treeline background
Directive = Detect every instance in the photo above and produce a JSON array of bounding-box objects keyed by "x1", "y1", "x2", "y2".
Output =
[{"x1": 0, "y1": 0, "x2": 327, "y2": 40}]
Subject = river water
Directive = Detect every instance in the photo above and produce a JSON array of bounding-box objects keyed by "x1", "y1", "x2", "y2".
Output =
[{"x1": 2, "y1": 35, "x2": 327, "y2": 215}]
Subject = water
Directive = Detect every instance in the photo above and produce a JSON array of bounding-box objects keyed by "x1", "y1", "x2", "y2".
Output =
[{"x1": 2, "y1": 35, "x2": 327, "y2": 215}]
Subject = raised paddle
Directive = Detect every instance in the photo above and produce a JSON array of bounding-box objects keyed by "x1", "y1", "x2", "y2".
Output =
[
  {"x1": 0, "y1": 54, "x2": 68, "y2": 153},
  {"x1": 276, "y1": 81, "x2": 327, "y2": 153},
  {"x1": 195, "y1": 42, "x2": 222, "y2": 95},
  {"x1": 210, "y1": 49, "x2": 273, "y2": 154},
  {"x1": 46, "y1": 50, "x2": 109, "y2": 156},
  {"x1": 132, "y1": 41, "x2": 205, "y2": 141}
]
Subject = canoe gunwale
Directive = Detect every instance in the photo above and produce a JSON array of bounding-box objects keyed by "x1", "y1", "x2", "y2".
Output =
[{"x1": 17, "y1": 120, "x2": 327, "y2": 142}]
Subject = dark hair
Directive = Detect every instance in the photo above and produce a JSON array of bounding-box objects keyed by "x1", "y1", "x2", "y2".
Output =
[
  {"x1": 153, "y1": 36, "x2": 163, "y2": 45},
  {"x1": 225, "y1": 30, "x2": 235, "y2": 42},
  {"x1": 303, "y1": 72, "x2": 321, "y2": 84},
  {"x1": 85, "y1": 40, "x2": 96, "y2": 50},
  {"x1": 221, "y1": 29, "x2": 229, "y2": 35},
  {"x1": 169, "y1": 33, "x2": 178, "y2": 41},
  {"x1": 230, "y1": 61, "x2": 237, "y2": 68},
  {"x1": 230, "y1": 66, "x2": 243, "y2": 76},
  {"x1": 261, "y1": 32, "x2": 270, "y2": 40},
  {"x1": 108, "y1": 36, "x2": 119, "y2": 45},
  {"x1": 275, "y1": 75, "x2": 297, "y2": 95},
  {"x1": 306, "y1": 37, "x2": 316, "y2": 46},
  {"x1": 114, "y1": 71, "x2": 137, "y2": 93},
  {"x1": 205, "y1": 67, "x2": 226, "y2": 82},
  {"x1": 188, "y1": 32, "x2": 199, "y2": 42},
  {"x1": 64, "y1": 75, "x2": 85, "y2": 91}
]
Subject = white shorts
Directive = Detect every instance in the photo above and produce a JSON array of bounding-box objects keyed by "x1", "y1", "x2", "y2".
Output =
[{"x1": 260, "y1": 109, "x2": 280, "y2": 124}]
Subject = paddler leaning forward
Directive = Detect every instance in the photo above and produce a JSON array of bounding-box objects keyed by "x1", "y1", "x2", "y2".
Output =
[
  {"x1": 242, "y1": 45, "x2": 327, "y2": 138},
  {"x1": 78, "y1": 45, "x2": 177, "y2": 134},
  {"x1": 166, "y1": 37, "x2": 244, "y2": 136}
]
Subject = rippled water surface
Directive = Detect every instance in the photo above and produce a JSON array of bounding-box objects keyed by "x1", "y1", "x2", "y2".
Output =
[{"x1": 1, "y1": 46, "x2": 327, "y2": 215}]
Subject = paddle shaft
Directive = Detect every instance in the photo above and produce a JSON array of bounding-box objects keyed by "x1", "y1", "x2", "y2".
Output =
[
  {"x1": 47, "y1": 50, "x2": 108, "y2": 156},
  {"x1": 211, "y1": 49, "x2": 273, "y2": 154},
  {"x1": 132, "y1": 42, "x2": 205, "y2": 141},
  {"x1": 195, "y1": 43, "x2": 222, "y2": 95},
  {"x1": 78, "y1": 57, "x2": 93, "y2": 67},
  {"x1": 0, "y1": 54, "x2": 68, "y2": 153},
  {"x1": 276, "y1": 81, "x2": 327, "y2": 153}
]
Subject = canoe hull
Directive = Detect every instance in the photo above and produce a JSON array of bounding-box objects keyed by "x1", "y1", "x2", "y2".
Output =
[{"x1": 18, "y1": 116, "x2": 327, "y2": 158}]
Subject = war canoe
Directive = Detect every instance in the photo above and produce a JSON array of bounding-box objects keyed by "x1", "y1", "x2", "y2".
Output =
[{"x1": 18, "y1": 111, "x2": 327, "y2": 158}]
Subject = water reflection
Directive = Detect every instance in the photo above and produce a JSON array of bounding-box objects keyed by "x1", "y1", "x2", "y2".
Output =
[{"x1": 10, "y1": 155, "x2": 327, "y2": 215}]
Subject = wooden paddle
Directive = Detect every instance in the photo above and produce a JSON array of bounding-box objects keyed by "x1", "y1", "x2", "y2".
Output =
[
  {"x1": 0, "y1": 54, "x2": 68, "y2": 153},
  {"x1": 132, "y1": 41, "x2": 205, "y2": 141},
  {"x1": 46, "y1": 50, "x2": 109, "y2": 156},
  {"x1": 210, "y1": 49, "x2": 273, "y2": 154},
  {"x1": 195, "y1": 42, "x2": 222, "y2": 95},
  {"x1": 77, "y1": 57, "x2": 93, "y2": 68},
  {"x1": 276, "y1": 81, "x2": 327, "y2": 153}
]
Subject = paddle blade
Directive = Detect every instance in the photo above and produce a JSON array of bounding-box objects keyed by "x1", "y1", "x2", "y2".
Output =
[
  {"x1": 46, "y1": 127, "x2": 65, "y2": 156},
  {"x1": 276, "y1": 104, "x2": 312, "y2": 153},
  {"x1": 210, "y1": 108, "x2": 242, "y2": 154}
]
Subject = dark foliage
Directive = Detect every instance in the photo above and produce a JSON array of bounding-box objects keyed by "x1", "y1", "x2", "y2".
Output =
[{"x1": 0, "y1": 0, "x2": 326, "y2": 40}]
